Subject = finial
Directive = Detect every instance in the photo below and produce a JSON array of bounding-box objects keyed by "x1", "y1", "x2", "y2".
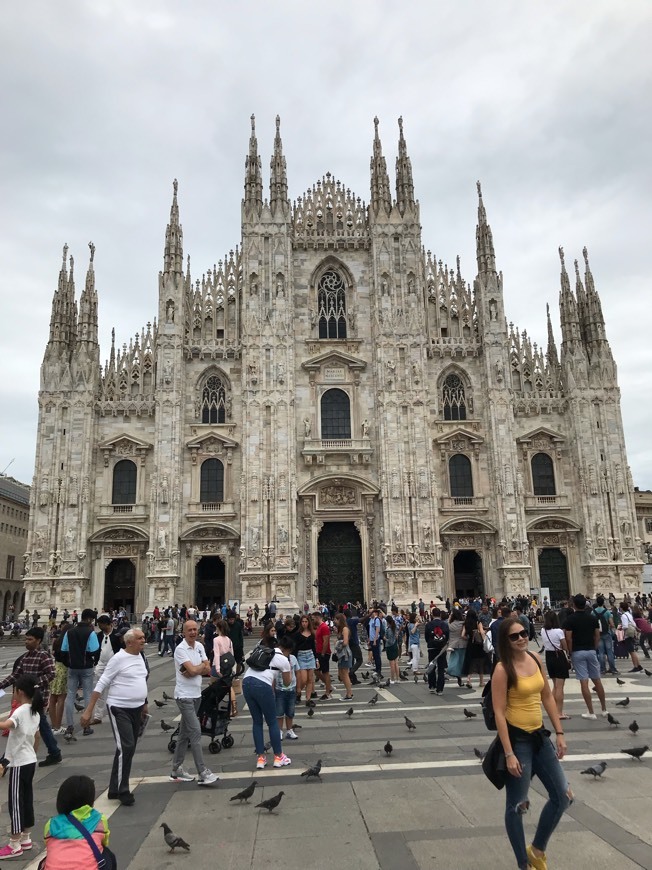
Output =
[
  {"x1": 88, "y1": 241, "x2": 95, "y2": 263},
  {"x1": 546, "y1": 302, "x2": 550, "y2": 317},
  {"x1": 173, "y1": 178, "x2": 178, "y2": 196},
  {"x1": 398, "y1": 116, "x2": 404, "y2": 135},
  {"x1": 62, "y1": 243, "x2": 68, "y2": 265},
  {"x1": 558, "y1": 246, "x2": 565, "y2": 266},
  {"x1": 373, "y1": 116, "x2": 379, "y2": 134},
  {"x1": 69, "y1": 255, "x2": 74, "y2": 273},
  {"x1": 582, "y1": 245, "x2": 589, "y2": 267},
  {"x1": 250, "y1": 113, "x2": 256, "y2": 134},
  {"x1": 275, "y1": 114, "x2": 280, "y2": 134},
  {"x1": 111, "y1": 327, "x2": 115, "y2": 343},
  {"x1": 476, "y1": 180, "x2": 482, "y2": 198},
  {"x1": 574, "y1": 258, "x2": 580, "y2": 279}
]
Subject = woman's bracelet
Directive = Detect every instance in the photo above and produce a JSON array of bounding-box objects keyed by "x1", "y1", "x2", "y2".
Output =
[
  {"x1": 556, "y1": 731, "x2": 564, "y2": 736},
  {"x1": 505, "y1": 751, "x2": 515, "y2": 758}
]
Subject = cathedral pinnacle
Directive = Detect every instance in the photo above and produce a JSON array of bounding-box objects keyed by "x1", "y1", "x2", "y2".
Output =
[
  {"x1": 270, "y1": 114, "x2": 289, "y2": 217},
  {"x1": 395, "y1": 116, "x2": 415, "y2": 216},
  {"x1": 76, "y1": 241, "x2": 99, "y2": 350},
  {"x1": 546, "y1": 302, "x2": 559, "y2": 369},
  {"x1": 244, "y1": 113, "x2": 263, "y2": 215},
  {"x1": 475, "y1": 181, "x2": 496, "y2": 274},
  {"x1": 163, "y1": 179, "x2": 183, "y2": 275},
  {"x1": 370, "y1": 116, "x2": 391, "y2": 217}
]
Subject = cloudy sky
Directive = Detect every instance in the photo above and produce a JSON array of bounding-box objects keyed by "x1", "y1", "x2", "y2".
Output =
[{"x1": 1, "y1": 1, "x2": 650, "y2": 488}]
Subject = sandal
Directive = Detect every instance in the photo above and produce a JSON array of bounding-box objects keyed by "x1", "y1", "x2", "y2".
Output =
[{"x1": 559, "y1": 714, "x2": 572, "y2": 720}]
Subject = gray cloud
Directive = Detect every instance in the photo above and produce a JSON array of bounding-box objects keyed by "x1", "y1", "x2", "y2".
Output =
[{"x1": 1, "y1": 0, "x2": 651, "y2": 485}]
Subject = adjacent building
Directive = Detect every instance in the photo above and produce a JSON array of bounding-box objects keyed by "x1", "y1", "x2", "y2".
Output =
[
  {"x1": 0, "y1": 474, "x2": 29, "y2": 618},
  {"x1": 24, "y1": 116, "x2": 642, "y2": 616}
]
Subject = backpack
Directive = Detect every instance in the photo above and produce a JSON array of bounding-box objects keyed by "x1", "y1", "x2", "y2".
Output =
[
  {"x1": 245, "y1": 644, "x2": 276, "y2": 671},
  {"x1": 481, "y1": 652, "x2": 542, "y2": 731},
  {"x1": 593, "y1": 608, "x2": 609, "y2": 636},
  {"x1": 379, "y1": 619, "x2": 386, "y2": 641},
  {"x1": 427, "y1": 623, "x2": 447, "y2": 650}
]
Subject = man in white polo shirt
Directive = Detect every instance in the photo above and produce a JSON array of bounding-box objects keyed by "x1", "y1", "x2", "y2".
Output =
[
  {"x1": 169, "y1": 620, "x2": 218, "y2": 786},
  {"x1": 80, "y1": 628, "x2": 149, "y2": 806}
]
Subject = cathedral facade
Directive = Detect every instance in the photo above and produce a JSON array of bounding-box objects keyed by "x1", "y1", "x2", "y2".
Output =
[{"x1": 24, "y1": 116, "x2": 642, "y2": 616}]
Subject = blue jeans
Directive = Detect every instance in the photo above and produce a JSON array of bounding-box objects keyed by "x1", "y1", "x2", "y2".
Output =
[
  {"x1": 597, "y1": 633, "x2": 617, "y2": 673},
  {"x1": 505, "y1": 732, "x2": 570, "y2": 868},
  {"x1": 371, "y1": 641, "x2": 382, "y2": 674},
  {"x1": 65, "y1": 668, "x2": 94, "y2": 728},
  {"x1": 39, "y1": 712, "x2": 60, "y2": 758},
  {"x1": 242, "y1": 677, "x2": 282, "y2": 756}
]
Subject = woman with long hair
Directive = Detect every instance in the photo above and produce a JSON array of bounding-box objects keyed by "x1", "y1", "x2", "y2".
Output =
[
  {"x1": 407, "y1": 613, "x2": 421, "y2": 673},
  {"x1": 333, "y1": 614, "x2": 353, "y2": 700},
  {"x1": 446, "y1": 609, "x2": 466, "y2": 687},
  {"x1": 493, "y1": 617, "x2": 571, "y2": 870},
  {"x1": 461, "y1": 608, "x2": 489, "y2": 690},
  {"x1": 49, "y1": 623, "x2": 70, "y2": 734},
  {"x1": 384, "y1": 615, "x2": 401, "y2": 683},
  {"x1": 294, "y1": 614, "x2": 316, "y2": 704},
  {"x1": 619, "y1": 601, "x2": 642, "y2": 672},
  {"x1": 541, "y1": 610, "x2": 570, "y2": 720}
]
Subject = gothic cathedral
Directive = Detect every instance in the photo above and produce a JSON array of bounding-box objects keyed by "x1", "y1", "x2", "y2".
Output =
[{"x1": 24, "y1": 116, "x2": 642, "y2": 616}]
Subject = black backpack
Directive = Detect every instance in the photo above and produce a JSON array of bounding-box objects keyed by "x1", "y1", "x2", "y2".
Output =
[
  {"x1": 481, "y1": 652, "x2": 542, "y2": 731},
  {"x1": 245, "y1": 645, "x2": 276, "y2": 671},
  {"x1": 426, "y1": 622, "x2": 447, "y2": 650}
]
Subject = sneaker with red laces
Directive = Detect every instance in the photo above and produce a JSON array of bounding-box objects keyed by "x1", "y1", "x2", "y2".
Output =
[
  {"x1": 0, "y1": 843, "x2": 23, "y2": 858},
  {"x1": 256, "y1": 754, "x2": 267, "y2": 770},
  {"x1": 273, "y1": 753, "x2": 291, "y2": 768}
]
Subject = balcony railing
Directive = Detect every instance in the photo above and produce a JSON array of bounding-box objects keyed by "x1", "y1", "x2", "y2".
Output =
[
  {"x1": 97, "y1": 504, "x2": 148, "y2": 523},
  {"x1": 439, "y1": 495, "x2": 487, "y2": 511},
  {"x1": 186, "y1": 501, "x2": 236, "y2": 519},
  {"x1": 302, "y1": 437, "x2": 373, "y2": 466},
  {"x1": 524, "y1": 494, "x2": 569, "y2": 510}
]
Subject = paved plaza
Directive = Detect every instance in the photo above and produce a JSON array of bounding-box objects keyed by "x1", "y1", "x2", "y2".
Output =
[{"x1": 4, "y1": 637, "x2": 652, "y2": 870}]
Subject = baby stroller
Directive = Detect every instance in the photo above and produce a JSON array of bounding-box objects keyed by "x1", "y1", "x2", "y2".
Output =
[{"x1": 167, "y1": 652, "x2": 236, "y2": 755}]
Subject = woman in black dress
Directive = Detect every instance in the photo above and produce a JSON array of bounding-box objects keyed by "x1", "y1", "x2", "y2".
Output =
[{"x1": 461, "y1": 608, "x2": 489, "y2": 690}]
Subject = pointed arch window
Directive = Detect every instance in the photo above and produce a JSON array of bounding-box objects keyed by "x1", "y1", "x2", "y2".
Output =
[
  {"x1": 112, "y1": 460, "x2": 137, "y2": 505},
  {"x1": 317, "y1": 269, "x2": 347, "y2": 339},
  {"x1": 442, "y1": 373, "x2": 466, "y2": 421},
  {"x1": 449, "y1": 454, "x2": 473, "y2": 498},
  {"x1": 201, "y1": 375, "x2": 226, "y2": 424},
  {"x1": 320, "y1": 388, "x2": 351, "y2": 439},
  {"x1": 200, "y1": 459, "x2": 224, "y2": 503},
  {"x1": 531, "y1": 452, "x2": 556, "y2": 496}
]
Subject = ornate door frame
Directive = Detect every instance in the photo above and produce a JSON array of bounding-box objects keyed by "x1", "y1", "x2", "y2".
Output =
[{"x1": 180, "y1": 524, "x2": 239, "y2": 608}]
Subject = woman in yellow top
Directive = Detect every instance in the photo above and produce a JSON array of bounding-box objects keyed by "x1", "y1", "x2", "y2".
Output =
[{"x1": 493, "y1": 616, "x2": 572, "y2": 870}]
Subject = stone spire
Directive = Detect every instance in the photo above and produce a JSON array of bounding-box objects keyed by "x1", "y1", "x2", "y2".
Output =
[
  {"x1": 47, "y1": 243, "x2": 77, "y2": 349},
  {"x1": 583, "y1": 246, "x2": 608, "y2": 345},
  {"x1": 76, "y1": 241, "x2": 99, "y2": 348},
  {"x1": 163, "y1": 179, "x2": 183, "y2": 275},
  {"x1": 244, "y1": 114, "x2": 263, "y2": 216},
  {"x1": 395, "y1": 116, "x2": 415, "y2": 215},
  {"x1": 369, "y1": 116, "x2": 391, "y2": 217},
  {"x1": 269, "y1": 115, "x2": 289, "y2": 217},
  {"x1": 545, "y1": 302, "x2": 559, "y2": 369},
  {"x1": 558, "y1": 246, "x2": 582, "y2": 347},
  {"x1": 475, "y1": 181, "x2": 496, "y2": 274}
]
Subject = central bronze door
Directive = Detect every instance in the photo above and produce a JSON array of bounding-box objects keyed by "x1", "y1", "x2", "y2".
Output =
[{"x1": 317, "y1": 521, "x2": 364, "y2": 604}]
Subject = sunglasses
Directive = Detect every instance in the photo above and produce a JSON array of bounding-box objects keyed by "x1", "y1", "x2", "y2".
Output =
[{"x1": 508, "y1": 630, "x2": 529, "y2": 641}]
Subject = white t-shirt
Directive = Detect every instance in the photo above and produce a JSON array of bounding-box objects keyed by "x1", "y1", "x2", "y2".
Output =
[
  {"x1": 94, "y1": 649, "x2": 148, "y2": 708},
  {"x1": 243, "y1": 648, "x2": 291, "y2": 687},
  {"x1": 7, "y1": 703, "x2": 39, "y2": 767},
  {"x1": 174, "y1": 639, "x2": 207, "y2": 699},
  {"x1": 541, "y1": 627, "x2": 566, "y2": 652}
]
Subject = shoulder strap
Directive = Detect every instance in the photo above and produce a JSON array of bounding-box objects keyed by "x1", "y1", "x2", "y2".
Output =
[
  {"x1": 66, "y1": 814, "x2": 105, "y2": 868},
  {"x1": 526, "y1": 650, "x2": 542, "y2": 671}
]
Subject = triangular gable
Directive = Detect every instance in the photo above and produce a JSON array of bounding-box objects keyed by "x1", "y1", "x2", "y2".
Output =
[
  {"x1": 516, "y1": 426, "x2": 565, "y2": 445},
  {"x1": 186, "y1": 431, "x2": 238, "y2": 451},
  {"x1": 98, "y1": 433, "x2": 153, "y2": 452},
  {"x1": 434, "y1": 427, "x2": 484, "y2": 447},
  {"x1": 301, "y1": 349, "x2": 366, "y2": 372}
]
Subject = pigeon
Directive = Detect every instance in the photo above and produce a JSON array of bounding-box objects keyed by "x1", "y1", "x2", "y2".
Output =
[
  {"x1": 74, "y1": 702, "x2": 84, "y2": 712},
  {"x1": 162, "y1": 691, "x2": 171, "y2": 701},
  {"x1": 154, "y1": 699, "x2": 166, "y2": 708},
  {"x1": 606, "y1": 713, "x2": 620, "y2": 727},
  {"x1": 616, "y1": 677, "x2": 626, "y2": 686},
  {"x1": 413, "y1": 674, "x2": 419, "y2": 684},
  {"x1": 384, "y1": 739, "x2": 393, "y2": 756},
  {"x1": 629, "y1": 720, "x2": 639, "y2": 735},
  {"x1": 361, "y1": 671, "x2": 369, "y2": 680},
  {"x1": 473, "y1": 747, "x2": 485, "y2": 761},
  {"x1": 64, "y1": 730, "x2": 77, "y2": 743},
  {"x1": 255, "y1": 791, "x2": 285, "y2": 813},
  {"x1": 580, "y1": 761, "x2": 607, "y2": 779},
  {"x1": 307, "y1": 707, "x2": 315, "y2": 718},
  {"x1": 3, "y1": 664, "x2": 9, "y2": 670},
  {"x1": 645, "y1": 669, "x2": 652, "y2": 677},
  {"x1": 621, "y1": 745, "x2": 649, "y2": 761},
  {"x1": 160, "y1": 720, "x2": 174, "y2": 732},
  {"x1": 382, "y1": 679, "x2": 391, "y2": 688},
  {"x1": 615, "y1": 697, "x2": 630, "y2": 707},
  {"x1": 301, "y1": 760, "x2": 322, "y2": 781},
  {"x1": 368, "y1": 693, "x2": 379, "y2": 706},
  {"x1": 404, "y1": 716, "x2": 416, "y2": 731},
  {"x1": 230, "y1": 781, "x2": 258, "y2": 803},
  {"x1": 345, "y1": 707, "x2": 354, "y2": 718},
  {"x1": 370, "y1": 673, "x2": 381, "y2": 685},
  {"x1": 463, "y1": 708, "x2": 477, "y2": 719},
  {"x1": 161, "y1": 822, "x2": 190, "y2": 852},
  {"x1": 400, "y1": 670, "x2": 409, "y2": 680}
]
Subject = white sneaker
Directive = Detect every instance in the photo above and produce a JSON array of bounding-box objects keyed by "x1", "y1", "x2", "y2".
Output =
[
  {"x1": 285, "y1": 729, "x2": 298, "y2": 740},
  {"x1": 273, "y1": 753, "x2": 291, "y2": 768},
  {"x1": 600, "y1": 710, "x2": 610, "y2": 717},
  {"x1": 169, "y1": 768, "x2": 195, "y2": 782},
  {"x1": 389, "y1": 680, "x2": 396, "y2": 684},
  {"x1": 581, "y1": 712, "x2": 598, "y2": 720},
  {"x1": 198, "y1": 770, "x2": 219, "y2": 786}
]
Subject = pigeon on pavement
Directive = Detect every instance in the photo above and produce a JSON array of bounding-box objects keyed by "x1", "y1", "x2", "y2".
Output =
[
  {"x1": 384, "y1": 740, "x2": 393, "y2": 756},
  {"x1": 463, "y1": 708, "x2": 477, "y2": 719},
  {"x1": 162, "y1": 691, "x2": 171, "y2": 701},
  {"x1": 368, "y1": 693, "x2": 379, "y2": 706},
  {"x1": 404, "y1": 716, "x2": 416, "y2": 731},
  {"x1": 154, "y1": 699, "x2": 166, "y2": 708},
  {"x1": 616, "y1": 677, "x2": 626, "y2": 685},
  {"x1": 230, "y1": 781, "x2": 258, "y2": 803},
  {"x1": 255, "y1": 791, "x2": 285, "y2": 812},
  {"x1": 361, "y1": 671, "x2": 369, "y2": 680},
  {"x1": 64, "y1": 730, "x2": 77, "y2": 743},
  {"x1": 160, "y1": 720, "x2": 174, "y2": 732},
  {"x1": 474, "y1": 747, "x2": 486, "y2": 760},
  {"x1": 645, "y1": 670, "x2": 652, "y2": 677},
  {"x1": 580, "y1": 761, "x2": 607, "y2": 779},
  {"x1": 621, "y1": 745, "x2": 649, "y2": 761},
  {"x1": 301, "y1": 760, "x2": 322, "y2": 781},
  {"x1": 307, "y1": 707, "x2": 315, "y2": 718},
  {"x1": 606, "y1": 713, "x2": 620, "y2": 726},
  {"x1": 161, "y1": 822, "x2": 190, "y2": 852},
  {"x1": 413, "y1": 674, "x2": 419, "y2": 684},
  {"x1": 629, "y1": 720, "x2": 639, "y2": 735},
  {"x1": 74, "y1": 702, "x2": 84, "y2": 712},
  {"x1": 345, "y1": 707, "x2": 354, "y2": 718},
  {"x1": 382, "y1": 679, "x2": 391, "y2": 688},
  {"x1": 616, "y1": 697, "x2": 630, "y2": 707}
]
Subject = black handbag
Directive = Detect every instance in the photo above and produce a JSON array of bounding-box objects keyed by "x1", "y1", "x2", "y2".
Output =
[{"x1": 481, "y1": 735, "x2": 508, "y2": 790}]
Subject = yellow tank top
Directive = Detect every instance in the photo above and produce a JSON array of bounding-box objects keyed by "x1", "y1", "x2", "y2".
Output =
[{"x1": 505, "y1": 668, "x2": 545, "y2": 731}]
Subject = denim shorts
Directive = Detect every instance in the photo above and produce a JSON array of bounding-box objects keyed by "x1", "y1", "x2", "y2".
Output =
[
  {"x1": 275, "y1": 690, "x2": 296, "y2": 719},
  {"x1": 296, "y1": 649, "x2": 316, "y2": 670},
  {"x1": 571, "y1": 649, "x2": 600, "y2": 681}
]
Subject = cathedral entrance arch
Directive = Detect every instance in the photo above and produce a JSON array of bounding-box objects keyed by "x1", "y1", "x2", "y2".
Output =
[
  {"x1": 453, "y1": 550, "x2": 484, "y2": 599},
  {"x1": 104, "y1": 559, "x2": 136, "y2": 614},
  {"x1": 317, "y1": 522, "x2": 364, "y2": 605},
  {"x1": 195, "y1": 556, "x2": 225, "y2": 609},
  {"x1": 538, "y1": 548, "x2": 569, "y2": 605}
]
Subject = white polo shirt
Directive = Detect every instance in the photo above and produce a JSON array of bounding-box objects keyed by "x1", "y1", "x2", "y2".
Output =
[{"x1": 174, "y1": 638, "x2": 207, "y2": 699}]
